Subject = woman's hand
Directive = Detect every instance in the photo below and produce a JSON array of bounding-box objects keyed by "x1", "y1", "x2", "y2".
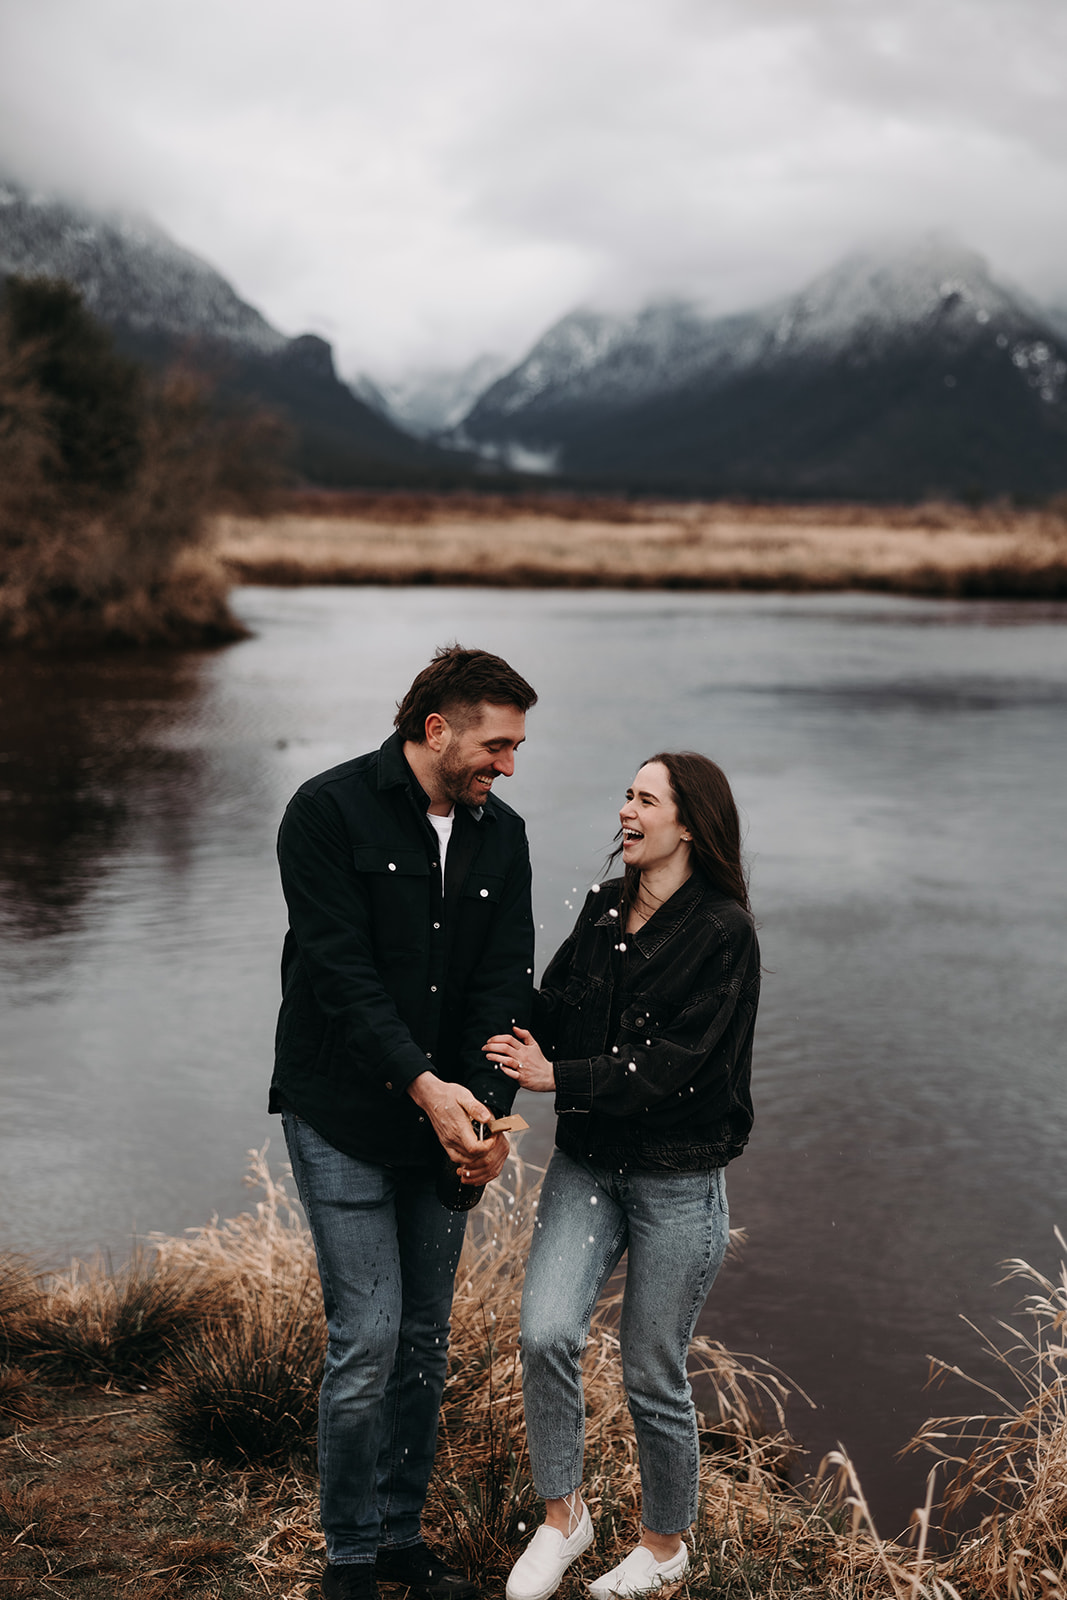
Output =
[{"x1": 483, "y1": 1026, "x2": 555, "y2": 1092}]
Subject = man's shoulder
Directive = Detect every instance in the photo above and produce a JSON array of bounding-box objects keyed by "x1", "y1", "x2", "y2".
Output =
[
  {"x1": 483, "y1": 790, "x2": 526, "y2": 827},
  {"x1": 295, "y1": 748, "x2": 378, "y2": 802}
]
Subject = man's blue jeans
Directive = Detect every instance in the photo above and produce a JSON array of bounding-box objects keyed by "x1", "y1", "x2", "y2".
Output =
[
  {"x1": 520, "y1": 1149, "x2": 730, "y2": 1535},
  {"x1": 283, "y1": 1109, "x2": 467, "y2": 1566}
]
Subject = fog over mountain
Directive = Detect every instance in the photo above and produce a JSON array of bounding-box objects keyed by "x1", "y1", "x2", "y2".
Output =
[
  {"x1": 2, "y1": 0, "x2": 1066, "y2": 377},
  {"x1": 356, "y1": 354, "x2": 511, "y2": 439},
  {"x1": 5, "y1": 173, "x2": 1067, "y2": 499}
]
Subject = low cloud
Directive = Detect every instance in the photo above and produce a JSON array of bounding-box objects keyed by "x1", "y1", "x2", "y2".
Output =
[{"x1": 1, "y1": 0, "x2": 1064, "y2": 376}]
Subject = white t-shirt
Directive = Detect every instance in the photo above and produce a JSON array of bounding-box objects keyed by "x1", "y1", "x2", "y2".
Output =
[{"x1": 427, "y1": 809, "x2": 455, "y2": 889}]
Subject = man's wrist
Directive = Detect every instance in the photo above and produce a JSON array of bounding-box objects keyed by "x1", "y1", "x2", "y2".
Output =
[{"x1": 406, "y1": 1070, "x2": 440, "y2": 1109}]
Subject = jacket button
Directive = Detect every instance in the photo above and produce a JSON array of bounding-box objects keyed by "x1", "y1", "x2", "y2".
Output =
[
  {"x1": 480, "y1": 888, "x2": 489, "y2": 897},
  {"x1": 433, "y1": 922, "x2": 441, "y2": 930},
  {"x1": 430, "y1": 985, "x2": 437, "y2": 993},
  {"x1": 388, "y1": 862, "x2": 396, "y2": 872},
  {"x1": 385, "y1": 1081, "x2": 392, "y2": 1090}
]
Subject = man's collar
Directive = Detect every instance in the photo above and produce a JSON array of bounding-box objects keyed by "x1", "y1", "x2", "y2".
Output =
[{"x1": 377, "y1": 730, "x2": 486, "y2": 821}]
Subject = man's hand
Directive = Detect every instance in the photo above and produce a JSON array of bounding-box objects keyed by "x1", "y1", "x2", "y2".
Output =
[{"x1": 407, "y1": 1073, "x2": 509, "y2": 1186}]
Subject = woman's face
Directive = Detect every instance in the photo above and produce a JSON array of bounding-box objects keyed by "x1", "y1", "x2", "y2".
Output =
[{"x1": 619, "y1": 761, "x2": 691, "y2": 875}]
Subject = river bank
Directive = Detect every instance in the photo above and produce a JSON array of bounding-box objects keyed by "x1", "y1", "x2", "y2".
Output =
[
  {"x1": 2, "y1": 1153, "x2": 1064, "y2": 1599},
  {"x1": 214, "y1": 493, "x2": 1067, "y2": 598}
]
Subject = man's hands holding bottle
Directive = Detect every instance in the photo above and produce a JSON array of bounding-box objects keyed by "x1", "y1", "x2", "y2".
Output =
[{"x1": 407, "y1": 1073, "x2": 508, "y2": 1186}]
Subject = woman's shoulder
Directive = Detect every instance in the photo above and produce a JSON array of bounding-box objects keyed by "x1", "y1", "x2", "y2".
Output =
[
  {"x1": 578, "y1": 876, "x2": 624, "y2": 913},
  {"x1": 689, "y1": 876, "x2": 758, "y2": 942}
]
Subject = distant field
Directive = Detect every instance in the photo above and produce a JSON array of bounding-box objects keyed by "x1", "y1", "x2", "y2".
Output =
[{"x1": 214, "y1": 492, "x2": 1067, "y2": 598}]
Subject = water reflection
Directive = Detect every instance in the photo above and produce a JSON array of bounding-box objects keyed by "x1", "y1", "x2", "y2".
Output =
[{"x1": 0, "y1": 650, "x2": 208, "y2": 948}]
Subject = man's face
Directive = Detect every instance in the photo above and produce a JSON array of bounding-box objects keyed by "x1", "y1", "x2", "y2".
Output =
[{"x1": 432, "y1": 702, "x2": 526, "y2": 808}]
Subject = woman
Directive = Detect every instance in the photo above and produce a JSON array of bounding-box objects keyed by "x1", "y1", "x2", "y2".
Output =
[{"x1": 484, "y1": 752, "x2": 759, "y2": 1600}]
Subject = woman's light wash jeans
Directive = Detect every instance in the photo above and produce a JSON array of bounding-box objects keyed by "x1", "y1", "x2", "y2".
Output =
[
  {"x1": 283, "y1": 1109, "x2": 466, "y2": 1566},
  {"x1": 520, "y1": 1148, "x2": 730, "y2": 1534}
]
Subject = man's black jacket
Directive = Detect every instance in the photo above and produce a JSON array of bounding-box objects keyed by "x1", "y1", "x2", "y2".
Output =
[{"x1": 270, "y1": 732, "x2": 532, "y2": 1166}]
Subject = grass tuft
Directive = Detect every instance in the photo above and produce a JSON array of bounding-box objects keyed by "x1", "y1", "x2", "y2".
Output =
[
  {"x1": 159, "y1": 1277, "x2": 324, "y2": 1466},
  {"x1": 2, "y1": 1248, "x2": 218, "y2": 1386}
]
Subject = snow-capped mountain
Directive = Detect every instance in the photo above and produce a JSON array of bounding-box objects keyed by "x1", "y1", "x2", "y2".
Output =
[
  {"x1": 0, "y1": 178, "x2": 287, "y2": 354},
  {"x1": 458, "y1": 238, "x2": 1067, "y2": 498},
  {"x1": 0, "y1": 177, "x2": 468, "y2": 486},
  {"x1": 357, "y1": 353, "x2": 511, "y2": 438}
]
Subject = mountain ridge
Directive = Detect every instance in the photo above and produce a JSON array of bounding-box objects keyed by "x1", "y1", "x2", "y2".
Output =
[
  {"x1": 454, "y1": 238, "x2": 1067, "y2": 498},
  {"x1": 0, "y1": 177, "x2": 478, "y2": 487}
]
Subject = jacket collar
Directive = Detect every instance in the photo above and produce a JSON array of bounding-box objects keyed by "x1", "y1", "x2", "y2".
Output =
[
  {"x1": 376, "y1": 730, "x2": 487, "y2": 822},
  {"x1": 595, "y1": 869, "x2": 706, "y2": 958}
]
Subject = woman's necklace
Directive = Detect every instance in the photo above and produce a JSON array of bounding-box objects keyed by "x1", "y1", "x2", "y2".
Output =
[{"x1": 626, "y1": 882, "x2": 661, "y2": 935}]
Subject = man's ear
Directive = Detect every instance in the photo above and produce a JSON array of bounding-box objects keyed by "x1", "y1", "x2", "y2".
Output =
[{"x1": 424, "y1": 712, "x2": 450, "y2": 751}]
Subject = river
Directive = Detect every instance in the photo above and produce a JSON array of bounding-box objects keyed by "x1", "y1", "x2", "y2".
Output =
[{"x1": 1, "y1": 584, "x2": 1065, "y2": 1537}]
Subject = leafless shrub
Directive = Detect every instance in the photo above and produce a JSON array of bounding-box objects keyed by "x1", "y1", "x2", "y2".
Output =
[{"x1": 0, "y1": 277, "x2": 286, "y2": 648}]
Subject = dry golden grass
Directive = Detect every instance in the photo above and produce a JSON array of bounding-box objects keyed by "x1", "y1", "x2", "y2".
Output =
[
  {"x1": 1, "y1": 1150, "x2": 1066, "y2": 1597},
  {"x1": 215, "y1": 495, "x2": 1067, "y2": 598}
]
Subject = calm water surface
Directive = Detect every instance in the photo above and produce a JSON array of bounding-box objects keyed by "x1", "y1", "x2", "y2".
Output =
[{"x1": 1, "y1": 586, "x2": 1065, "y2": 1536}]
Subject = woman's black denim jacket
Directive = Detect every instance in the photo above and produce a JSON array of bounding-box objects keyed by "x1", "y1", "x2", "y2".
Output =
[{"x1": 534, "y1": 871, "x2": 759, "y2": 1172}]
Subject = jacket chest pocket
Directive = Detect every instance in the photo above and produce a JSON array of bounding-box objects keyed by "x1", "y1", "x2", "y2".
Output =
[
  {"x1": 462, "y1": 871, "x2": 504, "y2": 906},
  {"x1": 352, "y1": 846, "x2": 430, "y2": 879},
  {"x1": 619, "y1": 1001, "x2": 658, "y2": 1040}
]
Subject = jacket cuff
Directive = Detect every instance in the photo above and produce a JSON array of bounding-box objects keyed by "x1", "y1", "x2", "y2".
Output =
[
  {"x1": 466, "y1": 1063, "x2": 517, "y2": 1115},
  {"x1": 381, "y1": 1043, "x2": 438, "y2": 1099},
  {"x1": 553, "y1": 1057, "x2": 593, "y2": 1114}
]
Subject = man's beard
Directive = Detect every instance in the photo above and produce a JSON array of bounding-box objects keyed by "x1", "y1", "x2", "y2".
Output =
[{"x1": 436, "y1": 746, "x2": 487, "y2": 807}]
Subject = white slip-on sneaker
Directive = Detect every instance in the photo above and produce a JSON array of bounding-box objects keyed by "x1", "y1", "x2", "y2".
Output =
[
  {"x1": 587, "y1": 1543, "x2": 689, "y2": 1599},
  {"x1": 506, "y1": 1507, "x2": 594, "y2": 1600}
]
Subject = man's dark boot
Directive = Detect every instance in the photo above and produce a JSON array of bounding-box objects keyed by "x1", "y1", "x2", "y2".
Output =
[
  {"x1": 375, "y1": 1541, "x2": 478, "y2": 1600},
  {"x1": 322, "y1": 1564, "x2": 381, "y2": 1600}
]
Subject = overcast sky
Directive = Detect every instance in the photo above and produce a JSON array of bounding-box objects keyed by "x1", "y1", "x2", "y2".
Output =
[{"x1": 2, "y1": 0, "x2": 1066, "y2": 380}]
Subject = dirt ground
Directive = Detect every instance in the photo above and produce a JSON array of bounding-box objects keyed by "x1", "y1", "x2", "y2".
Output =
[{"x1": 0, "y1": 1379, "x2": 321, "y2": 1599}]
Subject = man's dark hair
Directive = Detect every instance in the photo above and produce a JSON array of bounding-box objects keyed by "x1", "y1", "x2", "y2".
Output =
[{"x1": 394, "y1": 644, "x2": 538, "y2": 742}]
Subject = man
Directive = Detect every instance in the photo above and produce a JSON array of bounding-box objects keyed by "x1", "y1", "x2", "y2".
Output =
[{"x1": 271, "y1": 645, "x2": 538, "y2": 1600}]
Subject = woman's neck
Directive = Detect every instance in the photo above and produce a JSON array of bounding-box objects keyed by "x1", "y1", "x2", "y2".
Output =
[{"x1": 626, "y1": 859, "x2": 692, "y2": 933}]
